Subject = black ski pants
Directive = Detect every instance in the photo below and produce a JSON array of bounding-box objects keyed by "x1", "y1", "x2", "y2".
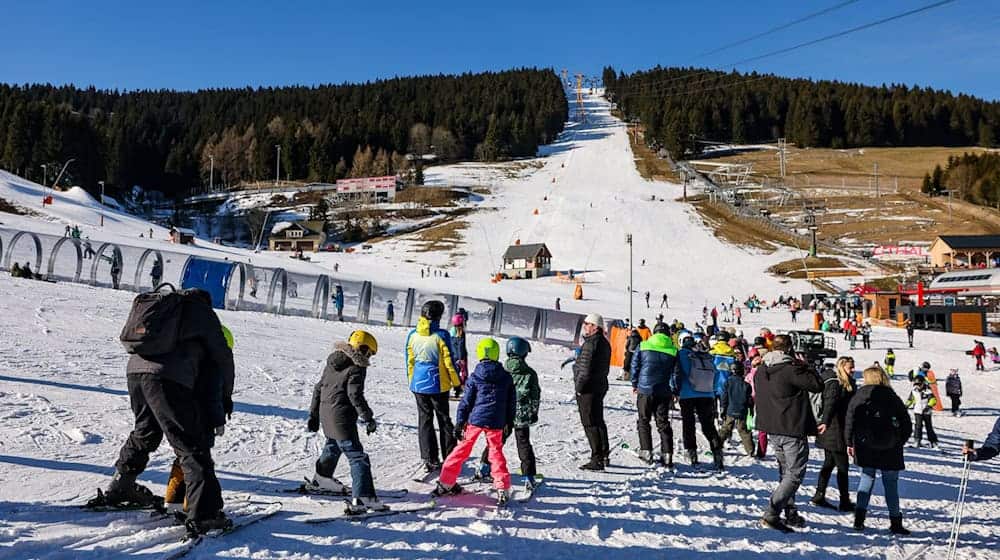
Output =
[
  {"x1": 679, "y1": 397, "x2": 722, "y2": 453},
  {"x1": 814, "y1": 449, "x2": 851, "y2": 503},
  {"x1": 414, "y1": 392, "x2": 456, "y2": 464},
  {"x1": 950, "y1": 396, "x2": 961, "y2": 414},
  {"x1": 636, "y1": 393, "x2": 674, "y2": 458},
  {"x1": 914, "y1": 413, "x2": 938, "y2": 445},
  {"x1": 480, "y1": 426, "x2": 537, "y2": 477},
  {"x1": 115, "y1": 374, "x2": 222, "y2": 521},
  {"x1": 577, "y1": 392, "x2": 609, "y2": 461}
]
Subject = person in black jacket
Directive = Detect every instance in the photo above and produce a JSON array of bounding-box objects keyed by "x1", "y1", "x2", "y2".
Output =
[
  {"x1": 306, "y1": 331, "x2": 387, "y2": 514},
  {"x1": 621, "y1": 328, "x2": 642, "y2": 381},
  {"x1": 718, "y1": 361, "x2": 754, "y2": 457},
  {"x1": 574, "y1": 313, "x2": 612, "y2": 471},
  {"x1": 811, "y1": 357, "x2": 856, "y2": 512},
  {"x1": 754, "y1": 335, "x2": 822, "y2": 533},
  {"x1": 845, "y1": 366, "x2": 913, "y2": 534},
  {"x1": 98, "y1": 289, "x2": 235, "y2": 535}
]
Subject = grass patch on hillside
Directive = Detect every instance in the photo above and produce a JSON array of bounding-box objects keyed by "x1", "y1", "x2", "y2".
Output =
[
  {"x1": 0, "y1": 197, "x2": 26, "y2": 215},
  {"x1": 768, "y1": 257, "x2": 846, "y2": 275},
  {"x1": 406, "y1": 218, "x2": 468, "y2": 253},
  {"x1": 690, "y1": 196, "x2": 803, "y2": 252},
  {"x1": 395, "y1": 187, "x2": 465, "y2": 207}
]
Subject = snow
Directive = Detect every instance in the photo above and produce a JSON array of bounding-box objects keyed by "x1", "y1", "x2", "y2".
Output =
[{"x1": 1, "y1": 91, "x2": 998, "y2": 558}]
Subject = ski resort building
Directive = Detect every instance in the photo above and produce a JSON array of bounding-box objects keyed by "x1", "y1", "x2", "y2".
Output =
[
  {"x1": 332, "y1": 176, "x2": 402, "y2": 203},
  {"x1": 502, "y1": 242, "x2": 552, "y2": 279},
  {"x1": 268, "y1": 220, "x2": 327, "y2": 252},
  {"x1": 929, "y1": 235, "x2": 1000, "y2": 268},
  {"x1": 168, "y1": 227, "x2": 196, "y2": 245}
]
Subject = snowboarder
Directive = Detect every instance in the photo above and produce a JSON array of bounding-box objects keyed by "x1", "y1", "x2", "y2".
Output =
[
  {"x1": 150, "y1": 259, "x2": 163, "y2": 287},
  {"x1": 433, "y1": 338, "x2": 515, "y2": 505},
  {"x1": 333, "y1": 285, "x2": 344, "y2": 321},
  {"x1": 386, "y1": 301, "x2": 395, "y2": 327},
  {"x1": 906, "y1": 376, "x2": 939, "y2": 449},
  {"x1": 963, "y1": 417, "x2": 1000, "y2": 461},
  {"x1": 945, "y1": 369, "x2": 963, "y2": 417},
  {"x1": 92, "y1": 287, "x2": 234, "y2": 536},
  {"x1": 754, "y1": 335, "x2": 822, "y2": 533},
  {"x1": 845, "y1": 366, "x2": 912, "y2": 534},
  {"x1": 304, "y1": 330, "x2": 387, "y2": 513},
  {"x1": 674, "y1": 332, "x2": 724, "y2": 470},
  {"x1": 630, "y1": 324, "x2": 677, "y2": 468},
  {"x1": 405, "y1": 300, "x2": 461, "y2": 472},
  {"x1": 450, "y1": 313, "x2": 469, "y2": 395},
  {"x1": 884, "y1": 349, "x2": 896, "y2": 378},
  {"x1": 811, "y1": 357, "x2": 856, "y2": 512},
  {"x1": 574, "y1": 314, "x2": 612, "y2": 471}
]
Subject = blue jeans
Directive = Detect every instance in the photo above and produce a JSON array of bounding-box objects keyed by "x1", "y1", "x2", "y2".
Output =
[
  {"x1": 316, "y1": 436, "x2": 376, "y2": 499},
  {"x1": 856, "y1": 468, "x2": 900, "y2": 516}
]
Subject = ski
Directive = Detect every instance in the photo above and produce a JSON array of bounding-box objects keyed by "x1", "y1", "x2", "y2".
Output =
[
  {"x1": 158, "y1": 501, "x2": 282, "y2": 560},
  {"x1": 514, "y1": 478, "x2": 544, "y2": 503},
  {"x1": 409, "y1": 463, "x2": 441, "y2": 484},
  {"x1": 283, "y1": 480, "x2": 408, "y2": 499},
  {"x1": 305, "y1": 500, "x2": 437, "y2": 523}
]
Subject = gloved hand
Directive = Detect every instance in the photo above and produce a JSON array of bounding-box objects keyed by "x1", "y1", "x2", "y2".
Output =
[
  {"x1": 453, "y1": 423, "x2": 466, "y2": 442},
  {"x1": 307, "y1": 416, "x2": 319, "y2": 433},
  {"x1": 366, "y1": 419, "x2": 378, "y2": 435},
  {"x1": 214, "y1": 425, "x2": 225, "y2": 437},
  {"x1": 453, "y1": 385, "x2": 463, "y2": 399}
]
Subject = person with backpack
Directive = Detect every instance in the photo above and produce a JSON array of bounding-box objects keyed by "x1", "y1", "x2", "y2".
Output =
[
  {"x1": 845, "y1": 366, "x2": 913, "y2": 534},
  {"x1": 811, "y1": 357, "x2": 856, "y2": 512},
  {"x1": 91, "y1": 286, "x2": 234, "y2": 536},
  {"x1": 433, "y1": 338, "x2": 516, "y2": 506},
  {"x1": 884, "y1": 349, "x2": 896, "y2": 378},
  {"x1": 621, "y1": 327, "x2": 642, "y2": 382},
  {"x1": 718, "y1": 355, "x2": 754, "y2": 458},
  {"x1": 906, "y1": 376, "x2": 939, "y2": 449},
  {"x1": 304, "y1": 330, "x2": 387, "y2": 514},
  {"x1": 754, "y1": 335, "x2": 822, "y2": 533},
  {"x1": 630, "y1": 324, "x2": 678, "y2": 468},
  {"x1": 945, "y1": 369, "x2": 963, "y2": 417},
  {"x1": 450, "y1": 313, "x2": 469, "y2": 396},
  {"x1": 673, "y1": 332, "x2": 724, "y2": 471},
  {"x1": 963, "y1": 416, "x2": 1000, "y2": 462},
  {"x1": 405, "y1": 300, "x2": 462, "y2": 473},
  {"x1": 574, "y1": 314, "x2": 612, "y2": 471}
]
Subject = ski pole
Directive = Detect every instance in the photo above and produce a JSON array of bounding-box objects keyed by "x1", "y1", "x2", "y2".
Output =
[{"x1": 946, "y1": 439, "x2": 974, "y2": 560}]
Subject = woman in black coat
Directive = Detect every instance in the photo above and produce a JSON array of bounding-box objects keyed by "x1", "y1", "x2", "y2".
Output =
[
  {"x1": 811, "y1": 357, "x2": 856, "y2": 511},
  {"x1": 845, "y1": 366, "x2": 913, "y2": 534}
]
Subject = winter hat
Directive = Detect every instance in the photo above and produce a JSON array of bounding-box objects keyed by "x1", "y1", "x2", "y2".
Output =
[
  {"x1": 584, "y1": 313, "x2": 603, "y2": 327},
  {"x1": 477, "y1": 338, "x2": 500, "y2": 361}
]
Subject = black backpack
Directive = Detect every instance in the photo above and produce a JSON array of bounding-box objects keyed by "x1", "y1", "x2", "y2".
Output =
[
  {"x1": 688, "y1": 350, "x2": 716, "y2": 393},
  {"x1": 119, "y1": 283, "x2": 184, "y2": 356},
  {"x1": 855, "y1": 396, "x2": 902, "y2": 451}
]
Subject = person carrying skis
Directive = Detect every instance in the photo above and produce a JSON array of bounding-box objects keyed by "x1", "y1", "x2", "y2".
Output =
[
  {"x1": 433, "y1": 338, "x2": 516, "y2": 505},
  {"x1": 92, "y1": 287, "x2": 234, "y2": 536},
  {"x1": 945, "y1": 369, "x2": 963, "y2": 417},
  {"x1": 304, "y1": 330, "x2": 387, "y2": 513},
  {"x1": 718, "y1": 354, "x2": 754, "y2": 459},
  {"x1": 906, "y1": 375, "x2": 939, "y2": 449},
  {"x1": 574, "y1": 313, "x2": 612, "y2": 471},
  {"x1": 673, "y1": 332, "x2": 724, "y2": 470},
  {"x1": 405, "y1": 300, "x2": 461, "y2": 473},
  {"x1": 963, "y1": 416, "x2": 1000, "y2": 462},
  {"x1": 884, "y1": 349, "x2": 896, "y2": 378},
  {"x1": 630, "y1": 324, "x2": 678, "y2": 468},
  {"x1": 450, "y1": 313, "x2": 469, "y2": 395},
  {"x1": 846, "y1": 366, "x2": 912, "y2": 534},
  {"x1": 754, "y1": 335, "x2": 822, "y2": 533},
  {"x1": 811, "y1": 357, "x2": 856, "y2": 512}
]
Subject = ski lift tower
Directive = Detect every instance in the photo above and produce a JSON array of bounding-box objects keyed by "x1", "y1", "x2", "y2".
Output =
[{"x1": 574, "y1": 73, "x2": 587, "y2": 123}]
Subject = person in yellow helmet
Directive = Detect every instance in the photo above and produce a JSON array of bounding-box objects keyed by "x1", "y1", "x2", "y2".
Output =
[{"x1": 304, "y1": 330, "x2": 388, "y2": 514}]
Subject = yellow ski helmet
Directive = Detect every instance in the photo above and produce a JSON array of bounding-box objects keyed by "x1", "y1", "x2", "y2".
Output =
[
  {"x1": 349, "y1": 330, "x2": 378, "y2": 356},
  {"x1": 221, "y1": 325, "x2": 234, "y2": 349},
  {"x1": 476, "y1": 337, "x2": 500, "y2": 361}
]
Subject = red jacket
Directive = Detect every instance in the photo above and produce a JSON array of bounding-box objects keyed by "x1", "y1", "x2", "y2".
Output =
[{"x1": 972, "y1": 344, "x2": 985, "y2": 357}]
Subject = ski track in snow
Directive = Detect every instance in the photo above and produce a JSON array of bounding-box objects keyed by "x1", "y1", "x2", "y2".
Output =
[{"x1": 1, "y1": 92, "x2": 999, "y2": 559}]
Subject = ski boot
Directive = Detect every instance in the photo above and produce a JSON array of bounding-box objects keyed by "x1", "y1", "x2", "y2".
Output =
[
  {"x1": 496, "y1": 488, "x2": 510, "y2": 507},
  {"x1": 636, "y1": 449, "x2": 654, "y2": 465},
  {"x1": 784, "y1": 509, "x2": 807, "y2": 529},
  {"x1": 431, "y1": 481, "x2": 462, "y2": 497},
  {"x1": 579, "y1": 458, "x2": 604, "y2": 471},
  {"x1": 687, "y1": 449, "x2": 699, "y2": 467},
  {"x1": 423, "y1": 461, "x2": 442, "y2": 474},
  {"x1": 889, "y1": 515, "x2": 911, "y2": 535},
  {"x1": 853, "y1": 509, "x2": 867, "y2": 532},
  {"x1": 472, "y1": 461, "x2": 493, "y2": 483},
  {"x1": 346, "y1": 496, "x2": 390, "y2": 514},
  {"x1": 184, "y1": 512, "x2": 232, "y2": 538},
  {"x1": 87, "y1": 472, "x2": 162, "y2": 510},
  {"x1": 306, "y1": 474, "x2": 348, "y2": 494}
]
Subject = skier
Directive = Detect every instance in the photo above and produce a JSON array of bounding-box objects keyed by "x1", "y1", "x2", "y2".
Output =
[
  {"x1": 905, "y1": 319, "x2": 914, "y2": 348},
  {"x1": 405, "y1": 300, "x2": 461, "y2": 472},
  {"x1": 574, "y1": 313, "x2": 611, "y2": 471},
  {"x1": 644, "y1": 291, "x2": 650, "y2": 308},
  {"x1": 718, "y1": 357, "x2": 754, "y2": 459},
  {"x1": 945, "y1": 369, "x2": 963, "y2": 417},
  {"x1": 333, "y1": 285, "x2": 345, "y2": 321},
  {"x1": 906, "y1": 375, "x2": 939, "y2": 449},
  {"x1": 811, "y1": 357, "x2": 856, "y2": 512},
  {"x1": 386, "y1": 301, "x2": 395, "y2": 327},
  {"x1": 673, "y1": 332, "x2": 724, "y2": 470},
  {"x1": 555, "y1": 297, "x2": 561, "y2": 311},
  {"x1": 450, "y1": 313, "x2": 469, "y2": 395},
  {"x1": 845, "y1": 366, "x2": 912, "y2": 534},
  {"x1": 476, "y1": 337, "x2": 541, "y2": 490},
  {"x1": 91, "y1": 288, "x2": 234, "y2": 536},
  {"x1": 433, "y1": 338, "x2": 515, "y2": 505},
  {"x1": 630, "y1": 324, "x2": 677, "y2": 468},
  {"x1": 150, "y1": 259, "x2": 163, "y2": 287},
  {"x1": 620, "y1": 327, "x2": 642, "y2": 382},
  {"x1": 971, "y1": 340, "x2": 986, "y2": 371},
  {"x1": 734, "y1": 306, "x2": 742, "y2": 326},
  {"x1": 304, "y1": 330, "x2": 387, "y2": 513},
  {"x1": 963, "y1": 417, "x2": 1000, "y2": 461},
  {"x1": 884, "y1": 349, "x2": 896, "y2": 378},
  {"x1": 860, "y1": 322, "x2": 871, "y2": 350},
  {"x1": 110, "y1": 256, "x2": 122, "y2": 290},
  {"x1": 83, "y1": 238, "x2": 95, "y2": 259},
  {"x1": 661, "y1": 294, "x2": 668, "y2": 308},
  {"x1": 755, "y1": 335, "x2": 822, "y2": 533}
]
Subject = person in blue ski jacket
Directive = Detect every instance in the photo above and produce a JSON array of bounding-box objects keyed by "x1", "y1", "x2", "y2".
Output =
[
  {"x1": 333, "y1": 285, "x2": 345, "y2": 321},
  {"x1": 964, "y1": 417, "x2": 1000, "y2": 462}
]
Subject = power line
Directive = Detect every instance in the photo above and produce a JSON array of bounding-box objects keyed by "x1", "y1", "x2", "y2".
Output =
[{"x1": 693, "y1": 0, "x2": 863, "y2": 59}]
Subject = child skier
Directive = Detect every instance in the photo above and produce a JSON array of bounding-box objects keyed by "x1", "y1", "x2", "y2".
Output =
[
  {"x1": 450, "y1": 314, "x2": 469, "y2": 397},
  {"x1": 884, "y1": 349, "x2": 896, "y2": 378},
  {"x1": 433, "y1": 338, "x2": 516, "y2": 505},
  {"x1": 906, "y1": 376, "x2": 939, "y2": 449},
  {"x1": 475, "y1": 337, "x2": 541, "y2": 490},
  {"x1": 719, "y1": 359, "x2": 754, "y2": 457},
  {"x1": 305, "y1": 330, "x2": 387, "y2": 514},
  {"x1": 945, "y1": 369, "x2": 963, "y2": 417}
]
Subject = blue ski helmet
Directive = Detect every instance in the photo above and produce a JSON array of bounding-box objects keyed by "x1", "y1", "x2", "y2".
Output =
[{"x1": 506, "y1": 336, "x2": 531, "y2": 358}]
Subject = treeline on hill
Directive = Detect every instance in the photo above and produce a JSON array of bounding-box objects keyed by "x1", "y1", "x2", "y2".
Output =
[
  {"x1": 603, "y1": 66, "x2": 1000, "y2": 159},
  {"x1": 0, "y1": 69, "x2": 567, "y2": 197},
  {"x1": 922, "y1": 152, "x2": 1000, "y2": 207}
]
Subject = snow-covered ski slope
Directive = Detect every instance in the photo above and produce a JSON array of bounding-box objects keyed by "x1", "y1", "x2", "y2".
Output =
[{"x1": 2, "y1": 277, "x2": 999, "y2": 559}]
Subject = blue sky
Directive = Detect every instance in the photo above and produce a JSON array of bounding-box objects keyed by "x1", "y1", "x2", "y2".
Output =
[{"x1": 2, "y1": 0, "x2": 997, "y2": 99}]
